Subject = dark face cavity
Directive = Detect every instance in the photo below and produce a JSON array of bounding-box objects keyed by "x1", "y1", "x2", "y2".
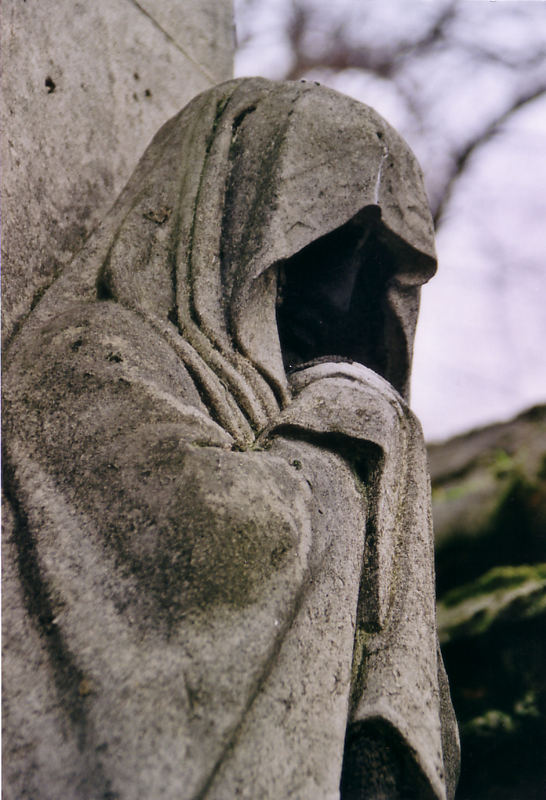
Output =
[{"x1": 276, "y1": 209, "x2": 399, "y2": 381}]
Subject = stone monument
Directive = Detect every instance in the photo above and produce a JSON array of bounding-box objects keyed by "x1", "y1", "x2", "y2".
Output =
[
  {"x1": 3, "y1": 76, "x2": 459, "y2": 798},
  {"x1": 1, "y1": 0, "x2": 233, "y2": 347}
]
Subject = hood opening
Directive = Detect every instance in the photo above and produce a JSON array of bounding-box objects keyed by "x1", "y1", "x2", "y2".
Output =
[{"x1": 276, "y1": 208, "x2": 399, "y2": 383}]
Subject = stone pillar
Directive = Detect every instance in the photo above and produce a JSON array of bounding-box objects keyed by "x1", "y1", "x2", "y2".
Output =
[{"x1": 1, "y1": 0, "x2": 234, "y2": 345}]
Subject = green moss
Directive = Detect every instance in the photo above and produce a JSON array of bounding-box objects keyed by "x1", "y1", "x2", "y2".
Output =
[
  {"x1": 437, "y1": 563, "x2": 546, "y2": 643},
  {"x1": 463, "y1": 709, "x2": 516, "y2": 737},
  {"x1": 489, "y1": 448, "x2": 516, "y2": 479},
  {"x1": 463, "y1": 691, "x2": 541, "y2": 740},
  {"x1": 441, "y1": 564, "x2": 546, "y2": 609},
  {"x1": 514, "y1": 690, "x2": 541, "y2": 720},
  {"x1": 348, "y1": 625, "x2": 372, "y2": 714},
  {"x1": 432, "y1": 482, "x2": 477, "y2": 502},
  {"x1": 537, "y1": 453, "x2": 546, "y2": 481}
]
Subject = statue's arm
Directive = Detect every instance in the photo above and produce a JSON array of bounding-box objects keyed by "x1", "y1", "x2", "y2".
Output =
[
  {"x1": 4, "y1": 298, "x2": 310, "y2": 616},
  {"x1": 3, "y1": 299, "x2": 320, "y2": 798},
  {"x1": 263, "y1": 369, "x2": 459, "y2": 800}
]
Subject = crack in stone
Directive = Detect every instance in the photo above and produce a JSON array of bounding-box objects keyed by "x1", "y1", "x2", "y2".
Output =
[{"x1": 124, "y1": 0, "x2": 217, "y2": 85}]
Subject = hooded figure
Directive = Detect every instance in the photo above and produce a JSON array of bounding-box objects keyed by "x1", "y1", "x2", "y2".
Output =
[{"x1": 3, "y1": 78, "x2": 459, "y2": 800}]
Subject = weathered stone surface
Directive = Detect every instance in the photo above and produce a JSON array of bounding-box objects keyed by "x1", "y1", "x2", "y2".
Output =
[
  {"x1": 430, "y1": 408, "x2": 546, "y2": 800},
  {"x1": 1, "y1": 0, "x2": 234, "y2": 346},
  {"x1": 438, "y1": 563, "x2": 546, "y2": 644},
  {"x1": 437, "y1": 563, "x2": 546, "y2": 800},
  {"x1": 430, "y1": 404, "x2": 546, "y2": 594},
  {"x1": 3, "y1": 78, "x2": 458, "y2": 798}
]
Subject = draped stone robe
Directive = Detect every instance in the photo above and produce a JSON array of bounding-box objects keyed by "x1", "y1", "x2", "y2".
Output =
[{"x1": 2, "y1": 78, "x2": 459, "y2": 799}]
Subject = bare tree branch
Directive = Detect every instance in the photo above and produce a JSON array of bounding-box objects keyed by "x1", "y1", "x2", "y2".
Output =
[
  {"x1": 455, "y1": 40, "x2": 546, "y2": 71},
  {"x1": 237, "y1": 1, "x2": 546, "y2": 239},
  {"x1": 282, "y1": 0, "x2": 457, "y2": 80},
  {"x1": 432, "y1": 85, "x2": 546, "y2": 228}
]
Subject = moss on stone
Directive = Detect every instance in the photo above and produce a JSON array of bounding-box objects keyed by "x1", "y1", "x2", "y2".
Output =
[
  {"x1": 441, "y1": 563, "x2": 546, "y2": 608},
  {"x1": 462, "y1": 691, "x2": 541, "y2": 740},
  {"x1": 437, "y1": 563, "x2": 546, "y2": 644},
  {"x1": 463, "y1": 708, "x2": 516, "y2": 738}
]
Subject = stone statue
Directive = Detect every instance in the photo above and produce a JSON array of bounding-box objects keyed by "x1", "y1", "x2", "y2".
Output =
[{"x1": 3, "y1": 78, "x2": 459, "y2": 799}]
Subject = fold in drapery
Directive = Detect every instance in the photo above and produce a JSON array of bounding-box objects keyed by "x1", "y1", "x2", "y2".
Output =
[
  {"x1": 23, "y1": 77, "x2": 437, "y2": 437},
  {"x1": 267, "y1": 363, "x2": 459, "y2": 798},
  {"x1": 3, "y1": 78, "x2": 459, "y2": 799}
]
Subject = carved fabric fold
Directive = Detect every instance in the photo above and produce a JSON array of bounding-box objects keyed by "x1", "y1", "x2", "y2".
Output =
[{"x1": 3, "y1": 78, "x2": 459, "y2": 800}]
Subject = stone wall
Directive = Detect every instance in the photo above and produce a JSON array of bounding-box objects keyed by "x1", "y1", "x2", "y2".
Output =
[{"x1": 1, "y1": 0, "x2": 234, "y2": 345}]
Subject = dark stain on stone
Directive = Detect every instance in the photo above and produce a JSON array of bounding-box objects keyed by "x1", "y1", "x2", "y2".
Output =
[
  {"x1": 96, "y1": 273, "x2": 113, "y2": 301},
  {"x1": 167, "y1": 307, "x2": 180, "y2": 328},
  {"x1": 30, "y1": 284, "x2": 48, "y2": 310},
  {"x1": 143, "y1": 206, "x2": 172, "y2": 225}
]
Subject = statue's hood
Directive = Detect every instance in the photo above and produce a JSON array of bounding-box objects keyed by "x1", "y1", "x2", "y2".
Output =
[
  {"x1": 40, "y1": 78, "x2": 437, "y2": 439},
  {"x1": 216, "y1": 80, "x2": 437, "y2": 403}
]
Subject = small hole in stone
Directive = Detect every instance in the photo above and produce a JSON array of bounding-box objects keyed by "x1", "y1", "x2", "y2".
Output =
[
  {"x1": 144, "y1": 88, "x2": 152, "y2": 98},
  {"x1": 376, "y1": 131, "x2": 383, "y2": 139},
  {"x1": 45, "y1": 76, "x2": 56, "y2": 93},
  {"x1": 133, "y1": 72, "x2": 140, "y2": 80}
]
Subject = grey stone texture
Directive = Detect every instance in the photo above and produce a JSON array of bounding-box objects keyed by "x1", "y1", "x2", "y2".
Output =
[
  {"x1": 3, "y1": 78, "x2": 459, "y2": 798},
  {"x1": 429, "y1": 406, "x2": 546, "y2": 800},
  {"x1": 1, "y1": 0, "x2": 234, "y2": 346},
  {"x1": 430, "y1": 404, "x2": 546, "y2": 589}
]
